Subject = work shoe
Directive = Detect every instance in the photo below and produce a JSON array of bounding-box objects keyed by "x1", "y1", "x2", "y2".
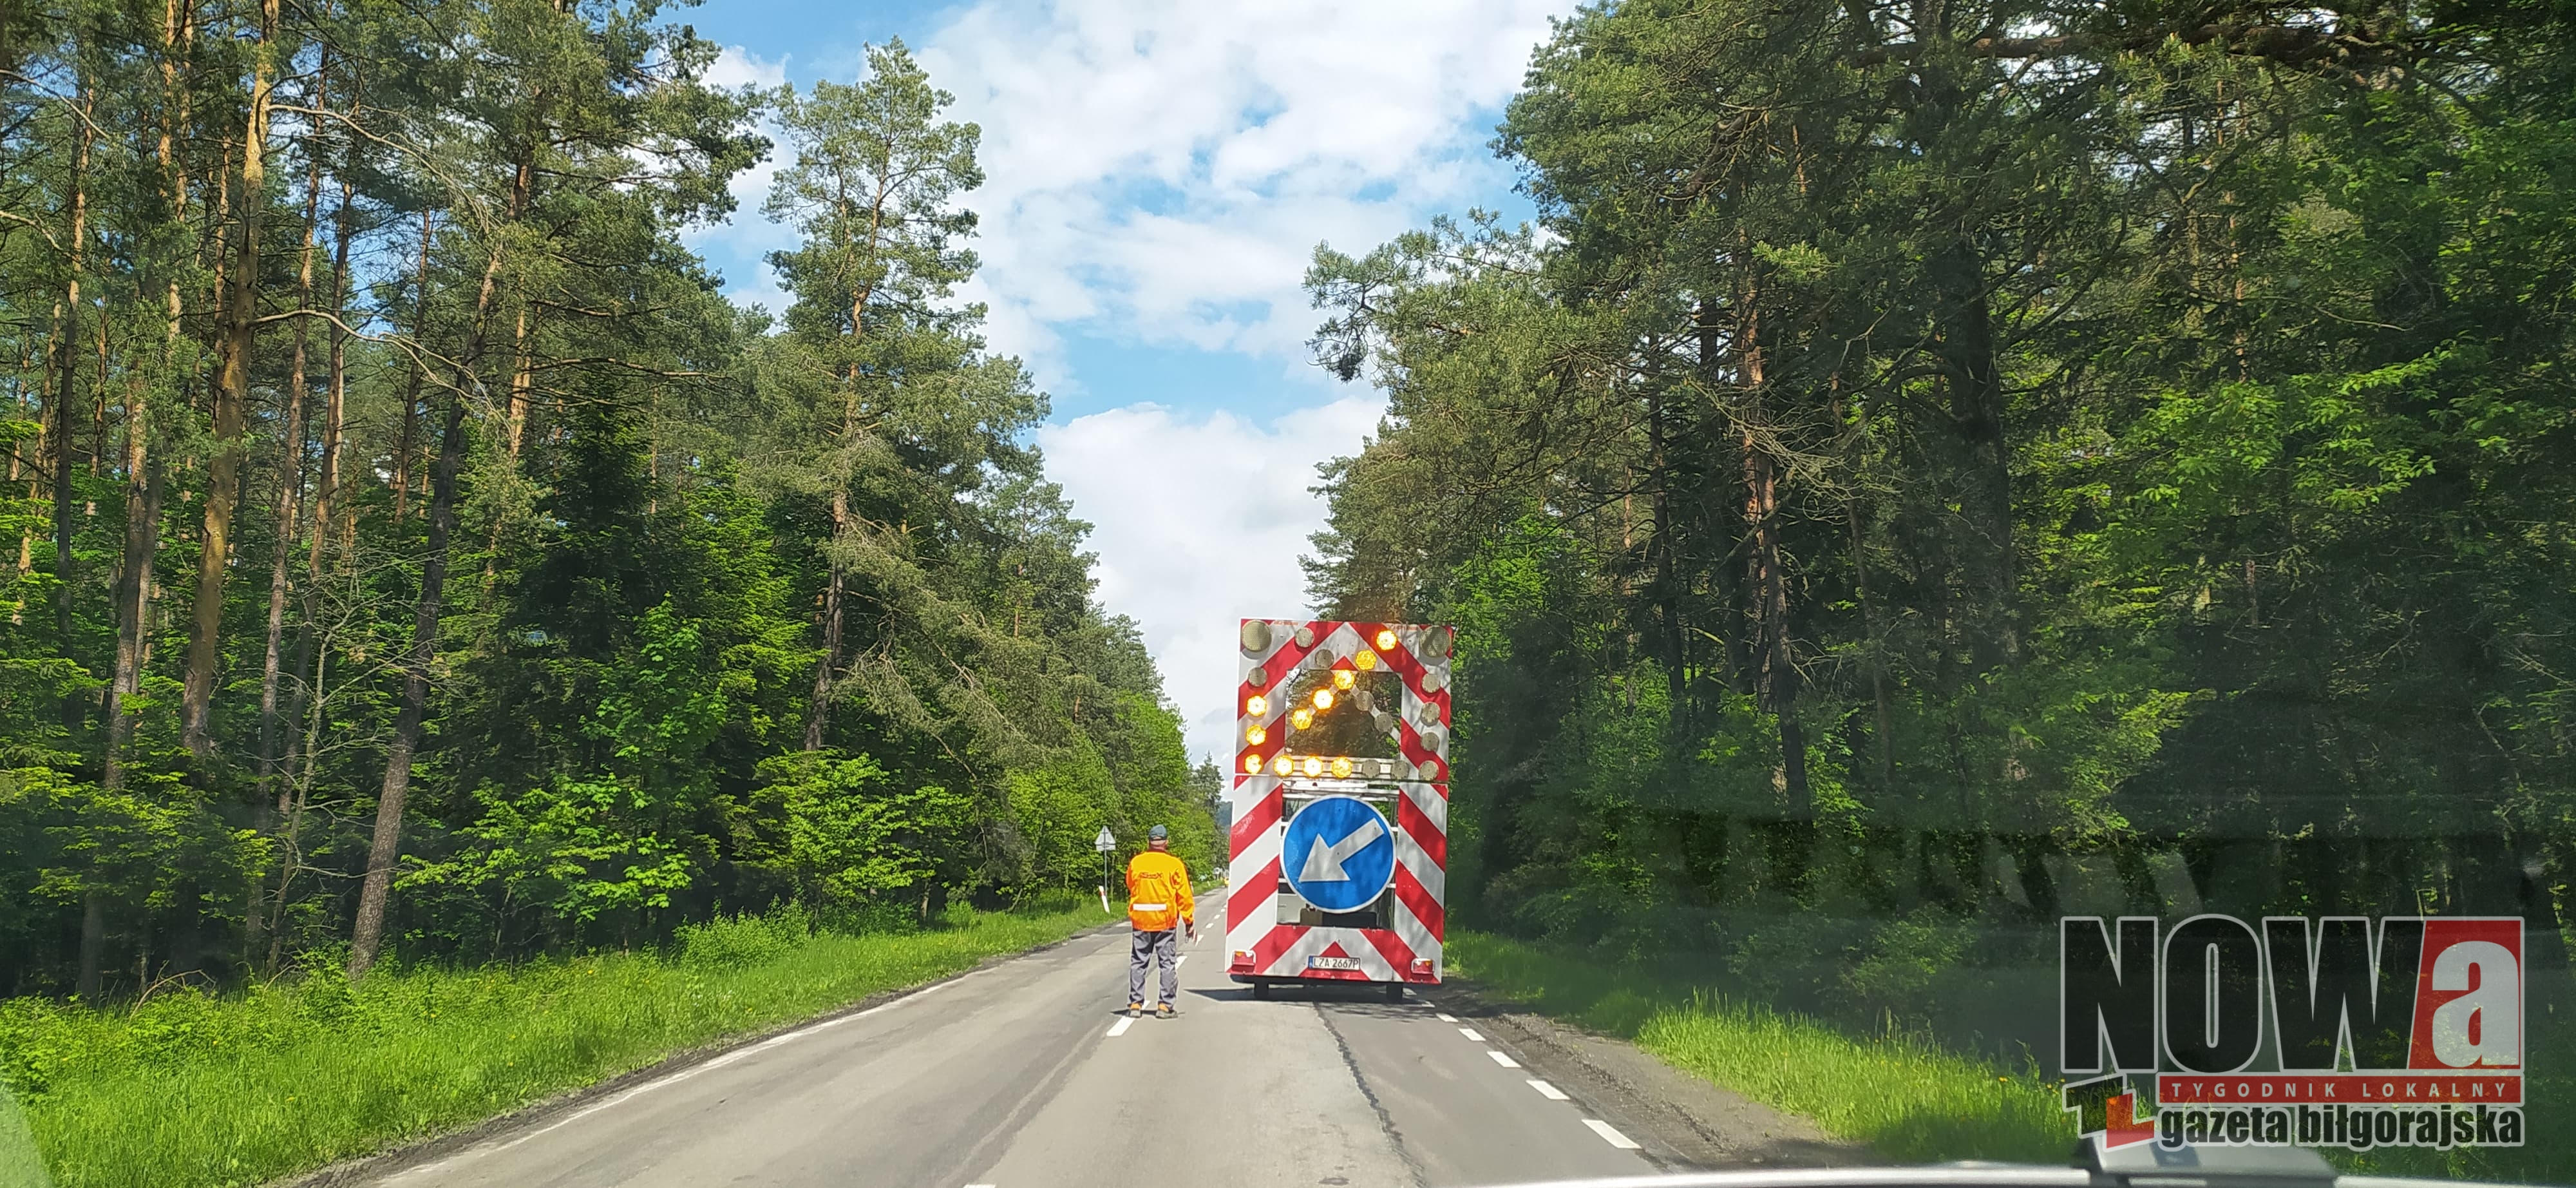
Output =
[
  {"x1": 1126, "y1": 1002, "x2": 1144, "y2": 1017},
  {"x1": 1155, "y1": 1002, "x2": 1177, "y2": 1019}
]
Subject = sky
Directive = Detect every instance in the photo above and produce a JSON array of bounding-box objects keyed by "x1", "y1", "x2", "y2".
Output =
[{"x1": 676, "y1": 0, "x2": 1570, "y2": 761}]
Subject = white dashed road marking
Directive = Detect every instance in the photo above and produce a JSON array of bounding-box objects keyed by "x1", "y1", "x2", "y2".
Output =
[
  {"x1": 1457, "y1": 1027, "x2": 1484, "y2": 1042},
  {"x1": 1435, "y1": 1012, "x2": 1457, "y2": 1022},
  {"x1": 1106, "y1": 1015, "x2": 1135, "y2": 1037},
  {"x1": 1486, "y1": 1050, "x2": 1520, "y2": 1069},
  {"x1": 1526, "y1": 1079, "x2": 1568, "y2": 1100},
  {"x1": 1583, "y1": 1119, "x2": 1641, "y2": 1149}
]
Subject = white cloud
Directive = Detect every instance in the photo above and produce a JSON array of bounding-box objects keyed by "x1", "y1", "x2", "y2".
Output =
[
  {"x1": 683, "y1": 46, "x2": 797, "y2": 312},
  {"x1": 918, "y1": 0, "x2": 1564, "y2": 388},
  {"x1": 1040, "y1": 396, "x2": 1384, "y2": 762}
]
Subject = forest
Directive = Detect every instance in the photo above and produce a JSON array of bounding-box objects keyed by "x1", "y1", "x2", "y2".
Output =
[
  {"x1": 0, "y1": 1, "x2": 1215, "y2": 1001},
  {"x1": 1304, "y1": 0, "x2": 2576, "y2": 1011}
]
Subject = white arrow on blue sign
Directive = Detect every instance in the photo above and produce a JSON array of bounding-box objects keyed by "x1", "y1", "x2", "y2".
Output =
[{"x1": 1281, "y1": 794, "x2": 1397, "y2": 913}]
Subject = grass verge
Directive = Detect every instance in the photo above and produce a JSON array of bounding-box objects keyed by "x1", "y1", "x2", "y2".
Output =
[
  {"x1": 1, "y1": 901, "x2": 1110, "y2": 1188},
  {"x1": 1448, "y1": 932, "x2": 2573, "y2": 1182},
  {"x1": 1447, "y1": 930, "x2": 2067, "y2": 1164}
]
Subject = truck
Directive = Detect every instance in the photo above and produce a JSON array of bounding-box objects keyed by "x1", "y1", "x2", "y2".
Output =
[{"x1": 1224, "y1": 618, "x2": 1451, "y2": 1001}]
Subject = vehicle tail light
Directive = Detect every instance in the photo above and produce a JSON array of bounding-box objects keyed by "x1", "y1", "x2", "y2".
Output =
[
  {"x1": 1410, "y1": 957, "x2": 1435, "y2": 975},
  {"x1": 1231, "y1": 950, "x2": 1254, "y2": 969}
]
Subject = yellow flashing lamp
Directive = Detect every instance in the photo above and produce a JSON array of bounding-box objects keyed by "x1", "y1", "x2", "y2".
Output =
[
  {"x1": 1301, "y1": 756, "x2": 1324, "y2": 778},
  {"x1": 1332, "y1": 668, "x2": 1356, "y2": 691},
  {"x1": 1242, "y1": 753, "x2": 1263, "y2": 774},
  {"x1": 1245, "y1": 694, "x2": 1269, "y2": 717},
  {"x1": 1374, "y1": 628, "x2": 1398, "y2": 651},
  {"x1": 1331, "y1": 756, "x2": 1354, "y2": 779},
  {"x1": 1311, "y1": 688, "x2": 1334, "y2": 711},
  {"x1": 1353, "y1": 649, "x2": 1378, "y2": 671},
  {"x1": 1272, "y1": 753, "x2": 1294, "y2": 777},
  {"x1": 1290, "y1": 707, "x2": 1314, "y2": 730},
  {"x1": 1245, "y1": 724, "x2": 1266, "y2": 745}
]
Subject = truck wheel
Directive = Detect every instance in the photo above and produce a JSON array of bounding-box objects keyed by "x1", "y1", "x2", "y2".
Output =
[
  {"x1": 1252, "y1": 981, "x2": 1269, "y2": 1000},
  {"x1": 1385, "y1": 982, "x2": 1405, "y2": 1003}
]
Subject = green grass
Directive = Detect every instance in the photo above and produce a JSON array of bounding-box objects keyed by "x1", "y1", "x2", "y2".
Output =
[
  {"x1": 1447, "y1": 930, "x2": 2068, "y2": 1163},
  {"x1": 1448, "y1": 932, "x2": 2576, "y2": 1182},
  {"x1": 1638, "y1": 999, "x2": 2070, "y2": 1162},
  {"x1": 0, "y1": 903, "x2": 1110, "y2": 1188}
]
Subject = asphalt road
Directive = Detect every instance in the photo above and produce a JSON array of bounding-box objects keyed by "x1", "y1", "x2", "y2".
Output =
[{"x1": 374, "y1": 908, "x2": 1662, "y2": 1188}]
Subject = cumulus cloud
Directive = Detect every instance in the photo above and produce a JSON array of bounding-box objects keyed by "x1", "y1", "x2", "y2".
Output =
[
  {"x1": 681, "y1": 46, "x2": 797, "y2": 312},
  {"x1": 1039, "y1": 396, "x2": 1384, "y2": 761},
  {"x1": 918, "y1": 0, "x2": 1564, "y2": 388}
]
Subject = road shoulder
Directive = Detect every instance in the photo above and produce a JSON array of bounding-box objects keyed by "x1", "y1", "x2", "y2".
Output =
[
  {"x1": 271, "y1": 922, "x2": 1128, "y2": 1188},
  {"x1": 1427, "y1": 977, "x2": 1871, "y2": 1171}
]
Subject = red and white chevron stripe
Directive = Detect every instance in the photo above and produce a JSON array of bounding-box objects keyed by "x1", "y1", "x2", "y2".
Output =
[{"x1": 1225, "y1": 619, "x2": 1450, "y2": 986}]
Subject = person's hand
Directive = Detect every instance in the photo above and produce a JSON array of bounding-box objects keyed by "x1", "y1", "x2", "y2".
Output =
[{"x1": 1184, "y1": 920, "x2": 1197, "y2": 941}]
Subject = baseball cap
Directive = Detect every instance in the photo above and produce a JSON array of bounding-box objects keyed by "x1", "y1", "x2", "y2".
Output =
[{"x1": 1148, "y1": 824, "x2": 1169, "y2": 840}]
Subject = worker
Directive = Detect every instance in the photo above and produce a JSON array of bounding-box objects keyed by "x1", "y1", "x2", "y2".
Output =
[{"x1": 1126, "y1": 824, "x2": 1195, "y2": 1018}]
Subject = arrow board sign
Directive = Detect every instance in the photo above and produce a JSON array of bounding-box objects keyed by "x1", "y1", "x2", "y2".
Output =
[
  {"x1": 1280, "y1": 794, "x2": 1397, "y2": 914},
  {"x1": 1094, "y1": 827, "x2": 1117, "y2": 853}
]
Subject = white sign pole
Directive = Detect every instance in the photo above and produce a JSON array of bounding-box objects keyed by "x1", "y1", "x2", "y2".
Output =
[{"x1": 1096, "y1": 827, "x2": 1116, "y2": 913}]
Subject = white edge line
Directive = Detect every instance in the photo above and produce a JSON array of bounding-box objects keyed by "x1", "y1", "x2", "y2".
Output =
[
  {"x1": 1435, "y1": 1012, "x2": 1457, "y2": 1022},
  {"x1": 1107, "y1": 1015, "x2": 1135, "y2": 1037},
  {"x1": 1527, "y1": 1078, "x2": 1568, "y2": 1100},
  {"x1": 394, "y1": 972, "x2": 966, "y2": 1173},
  {"x1": 1486, "y1": 1049, "x2": 1520, "y2": 1069},
  {"x1": 1583, "y1": 1118, "x2": 1642, "y2": 1149}
]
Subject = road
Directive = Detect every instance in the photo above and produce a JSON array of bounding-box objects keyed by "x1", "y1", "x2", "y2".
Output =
[{"x1": 374, "y1": 907, "x2": 1665, "y2": 1188}]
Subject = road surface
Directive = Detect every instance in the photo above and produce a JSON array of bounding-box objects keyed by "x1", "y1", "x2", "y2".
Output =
[{"x1": 374, "y1": 907, "x2": 1665, "y2": 1188}]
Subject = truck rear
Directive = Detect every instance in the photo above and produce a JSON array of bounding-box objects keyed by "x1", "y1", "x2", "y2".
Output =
[{"x1": 1225, "y1": 618, "x2": 1450, "y2": 999}]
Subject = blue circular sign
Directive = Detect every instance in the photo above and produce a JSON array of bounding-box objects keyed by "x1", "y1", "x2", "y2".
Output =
[{"x1": 1281, "y1": 794, "x2": 1397, "y2": 914}]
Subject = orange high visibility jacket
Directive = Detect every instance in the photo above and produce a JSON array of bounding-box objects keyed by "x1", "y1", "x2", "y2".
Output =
[{"x1": 1126, "y1": 849, "x2": 1194, "y2": 932}]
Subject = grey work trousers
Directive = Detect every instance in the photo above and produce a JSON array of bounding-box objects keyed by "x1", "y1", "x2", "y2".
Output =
[{"x1": 1128, "y1": 927, "x2": 1179, "y2": 1005}]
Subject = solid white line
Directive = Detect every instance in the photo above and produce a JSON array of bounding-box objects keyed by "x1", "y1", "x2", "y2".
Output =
[
  {"x1": 1527, "y1": 1079, "x2": 1569, "y2": 1100},
  {"x1": 1435, "y1": 1012, "x2": 1458, "y2": 1023},
  {"x1": 1107, "y1": 1015, "x2": 1135, "y2": 1037},
  {"x1": 1583, "y1": 1118, "x2": 1641, "y2": 1149},
  {"x1": 390, "y1": 975, "x2": 961, "y2": 1178},
  {"x1": 1486, "y1": 1049, "x2": 1520, "y2": 1069},
  {"x1": 1457, "y1": 1027, "x2": 1484, "y2": 1042}
]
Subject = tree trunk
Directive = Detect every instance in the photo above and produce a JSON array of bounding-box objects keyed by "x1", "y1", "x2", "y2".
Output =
[
  {"x1": 347, "y1": 390, "x2": 465, "y2": 981},
  {"x1": 352, "y1": 191, "x2": 516, "y2": 979},
  {"x1": 104, "y1": 380, "x2": 165, "y2": 790},
  {"x1": 285, "y1": 177, "x2": 355, "y2": 801},
  {"x1": 258, "y1": 122, "x2": 323, "y2": 805},
  {"x1": 1738, "y1": 278, "x2": 1808, "y2": 814},
  {"x1": 75, "y1": 892, "x2": 106, "y2": 1002},
  {"x1": 805, "y1": 490, "x2": 849, "y2": 750},
  {"x1": 49, "y1": 86, "x2": 92, "y2": 653},
  {"x1": 1930, "y1": 239, "x2": 2017, "y2": 671},
  {"x1": 182, "y1": 0, "x2": 279, "y2": 756},
  {"x1": 390, "y1": 211, "x2": 431, "y2": 524}
]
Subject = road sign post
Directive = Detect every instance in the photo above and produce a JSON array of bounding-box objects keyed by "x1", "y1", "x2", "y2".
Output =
[{"x1": 1095, "y1": 827, "x2": 1115, "y2": 913}]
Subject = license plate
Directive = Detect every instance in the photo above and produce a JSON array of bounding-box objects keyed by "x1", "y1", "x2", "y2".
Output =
[{"x1": 1308, "y1": 955, "x2": 1363, "y2": 971}]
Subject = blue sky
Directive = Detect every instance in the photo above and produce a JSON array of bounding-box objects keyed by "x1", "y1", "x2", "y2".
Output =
[{"x1": 676, "y1": 0, "x2": 1568, "y2": 758}]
